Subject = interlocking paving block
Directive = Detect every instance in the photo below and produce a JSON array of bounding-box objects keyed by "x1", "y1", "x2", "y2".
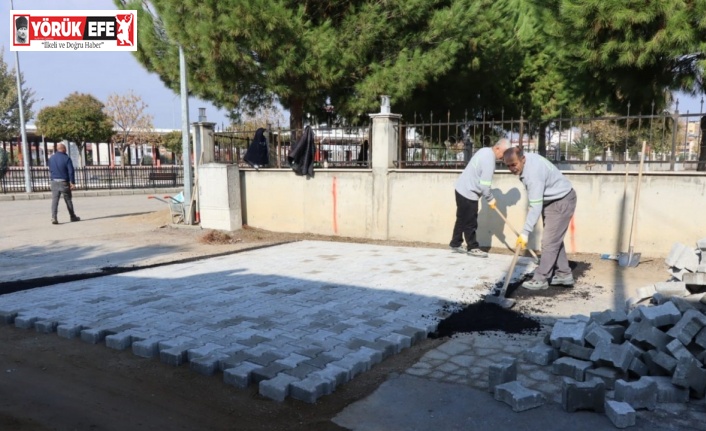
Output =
[
  {"x1": 614, "y1": 378, "x2": 658, "y2": 411},
  {"x1": 106, "y1": 332, "x2": 133, "y2": 350},
  {"x1": 559, "y1": 339, "x2": 594, "y2": 361},
  {"x1": 639, "y1": 302, "x2": 682, "y2": 328},
  {"x1": 80, "y1": 328, "x2": 108, "y2": 344},
  {"x1": 190, "y1": 353, "x2": 229, "y2": 376},
  {"x1": 223, "y1": 361, "x2": 261, "y2": 389},
  {"x1": 645, "y1": 376, "x2": 690, "y2": 403},
  {"x1": 644, "y1": 349, "x2": 678, "y2": 375},
  {"x1": 666, "y1": 339, "x2": 697, "y2": 362},
  {"x1": 695, "y1": 326, "x2": 706, "y2": 350},
  {"x1": 0, "y1": 310, "x2": 18, "y2": 325},
  {"x1": 589, "y1": 310, "x2": 627, "y2": 326},
  {"x1": 561, "y1": 377, "x2": 605, "y2": 413},
  {"x1": 34, "y1": 320, "x2": 58, "y2": 334},
  {"x1": 684, "y1": 272, "x2": 706, "y2": 287},
  {"x1": 488, "y1": 357, "x2": 517, "y2": 393},
  {"x1": 628, "y1": 357, "x2": 649, "y2": 377},
  {"x1": 494, "y1": 381, "x2": 545, "y2": 412},
  {"x1": 590, "y1": 341, "x2": 639, "y2": 372},
  {"x1": 132, "y1": 337, "x2": 163, "y2": 358},
  {"x1": 672, "y1": 356, "x2": 706, "y2": 398},
  {"x1": 602, "y1": 325, "x2": 627, "y2": 344},
  {"x1": 552, "y1": 357, "x2": 593, "y2": 381},
  {"x1": 668, "y1": 296, "x2": 698, "y2": 314},
  {"x1": 259, "y1": 373, "x2": 300, "y2": 402},
  {"x1": 550, "y1": 319, "x2": 587, "y2": 348},
  {"x1": 585, "y1": 367, "x2": 625, "y2": 390},
  {"x1": 585, "y1": 325, "x2": 615, "y2": 347},
  {"x1": 628, "y1": 320, "x2": 673, "y2": 351},
  {"x1": 666, "y1": 243, "x2": 687, "y2": 268},
  {"x1": 57, "y1": 323, "x2": 83, "y2": 339},
  {"x1": 524, "y1": 342, "x2": 559, "y2": 366},
  {"x1": 160, "y1": 343, "x2": 199, "y2": 366},
  {"x1": 290, "y1": 373, "x2": 332, "y2": 403},
  {"x1": 697, "y1": 237, "x2": 706, "y2": 251},
  {"x1": 605, "y1": 400, "x2": 636, "y2": 429},
  {"x1": 251, "y1": 362, "x2": 291, "y2": 384},
  {"x1": 676, "y1": 247, "x2": 700, "y2": 272},
  {"x1": 635, "y1": 285, "x2": 657, "y2": 301},
  {"x1": 667, "y1": 309, "x2": 706, "y2": 345},
  {"x1": 654, "y1": 281, "x2": 689, "y2": 298},
  {"x1": 14, "y1": 315, "x2": 39, "y2": 329}
]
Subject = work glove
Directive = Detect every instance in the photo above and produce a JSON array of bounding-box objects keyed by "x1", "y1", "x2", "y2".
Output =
[
  {"x1": 516, "y1": 234, "x2": 528, "y2": 249},
  {"x1": 488, "y1": 199, "x2": 497, "y2": 210}
]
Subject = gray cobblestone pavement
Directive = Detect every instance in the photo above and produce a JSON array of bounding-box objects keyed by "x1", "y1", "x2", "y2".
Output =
[
  {"x1": 0, "y1": 240, "x2": 534, "y2": 403},
  {"x1": 335, "y1": 330, "x2": 706, "y2": 430}
]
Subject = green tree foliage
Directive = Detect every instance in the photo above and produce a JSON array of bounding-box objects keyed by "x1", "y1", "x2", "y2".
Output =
[
  {"x1": 161, "y1": 130, "x2": 183, "y2": 162},
  {"x1": 36, "y1": 93, "x2": 114, "y2": 167},
  {"x1": 0, "y1": 53, "x2": 35, "y2": 141},
  {"x1": 116, "y1": 0, "x2": 705, "y2": 156},
  {"x1": 115, "y1": 0, "x2": 497, "y2": 128},
  {"x1": 553, "y1": 0, "x2": 706, "y2": 114}
]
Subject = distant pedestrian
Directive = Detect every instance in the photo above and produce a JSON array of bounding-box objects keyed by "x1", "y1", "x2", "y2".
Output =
[
  {"x1": 49, "y1": 143, "x2": 80, "y2": 224},
  {"x1": 503, "y1": 146, "x2": 576, "y2": 290},
  {"x1": 449, "y1": 138, "x2": 509, "y2": 257}
]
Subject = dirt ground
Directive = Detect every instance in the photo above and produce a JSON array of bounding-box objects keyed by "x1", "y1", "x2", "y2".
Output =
[{"x1": 0, "y1": 208, "x2": 671, "y2": 431}]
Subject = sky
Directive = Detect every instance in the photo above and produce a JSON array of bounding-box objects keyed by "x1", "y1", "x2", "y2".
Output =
[
  {"x1": 2, "y1": 0, "x2": 231, "y2": 130},
  {"x1": 3, "y1": 0, "x2": 705, "y2": 131}
]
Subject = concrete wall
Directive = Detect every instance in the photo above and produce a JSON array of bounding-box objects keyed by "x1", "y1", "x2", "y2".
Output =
[
  {"x1": 239, "y1": 168, "x2": 706, "y2": 258},
  {"x1": 240, "y1": 169, "x2": 373, "y2": 238}
]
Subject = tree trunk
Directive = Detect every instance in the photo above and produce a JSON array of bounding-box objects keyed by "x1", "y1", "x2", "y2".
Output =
[
  {"x1": 289, "y1": 98, "x2": 304, "y2": 131},
  {"x1": 537, "y1": 122, "x2": 547, "y2": 157},
  {"x1": 696, "y1": 116, "x2": 706, "y2": 172}
]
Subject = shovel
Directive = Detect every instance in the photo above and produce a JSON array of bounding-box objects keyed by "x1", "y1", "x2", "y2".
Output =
[
  {"x1": 618, "y1": 140, "x2": 646, "y2": 267},
  {"x1": 485, "y1": 244, "x2": 521, "y2": 309},
  {"x1": 493, "y1": 206, "x2": 540, "y2": 264}
]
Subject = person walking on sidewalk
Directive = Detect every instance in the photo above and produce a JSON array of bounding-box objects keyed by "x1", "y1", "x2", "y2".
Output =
[
  {"x1": 503, "y1": 146, "x2": 576, "y2": 290},
  {"x1": 449, "y1": 138, "x2": 509, "y2": 258},
  {"x1": 49, "y1": 143, "x2": 80, "y2": 225}
]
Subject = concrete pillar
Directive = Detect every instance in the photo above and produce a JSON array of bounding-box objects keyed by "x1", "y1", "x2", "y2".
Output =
[
  {"x1": 198, "y1": 164, "x2": 242, "y2": 231},
  {"x1": 193, "y1": 121, "x2": 215, "y2": 163},
  {"x1": 368, "y1": 96, "x2": 401, "y2": 240}
]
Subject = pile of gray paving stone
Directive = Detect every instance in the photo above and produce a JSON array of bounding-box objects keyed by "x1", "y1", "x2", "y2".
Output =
[{"x1": 489, "y1": 238, "x2": 706, "y2": 429}]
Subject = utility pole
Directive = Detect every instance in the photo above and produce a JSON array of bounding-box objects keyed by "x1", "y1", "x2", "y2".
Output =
[
  {"x1": 10, "y1": 0, "x2": 32, "y2": 193},
  {"x1": 179, "y1": 45, "x2": 193, "y2": 223}
]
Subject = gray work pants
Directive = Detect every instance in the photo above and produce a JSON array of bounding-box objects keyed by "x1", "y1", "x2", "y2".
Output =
[
  {"x1": 51, "y1": 180, "x2": 76, "y2": 220},
  {"x1": 534, "y1": 189, "x2": 577, "y2": 281}
]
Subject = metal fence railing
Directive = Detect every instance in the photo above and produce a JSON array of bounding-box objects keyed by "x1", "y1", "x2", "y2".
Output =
[
  {"x1": 1, "y1": 165, "x2": 184, "y2": 194},
  {"x1": 214, "y1": 125, "x2": 372, "y2": 169},
  {"x1": 397, "y1": 108, "x2": 706, "y2": 172}
]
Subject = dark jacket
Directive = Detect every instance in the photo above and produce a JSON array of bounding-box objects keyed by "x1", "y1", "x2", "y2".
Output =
[
  {"x1": 288, "y1": 126, "x2": 315, "y2": 177},
  {"x1": 244, "y1": 128, "x2": 269, "y2": 168},
  {"x1": 49, "y1": 151, "x2": 76, "y2": 183}
]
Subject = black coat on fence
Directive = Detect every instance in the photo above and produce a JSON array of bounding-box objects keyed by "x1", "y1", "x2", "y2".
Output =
[
  {"x1": 244, "y1": 128, "x2": 269, "y2": 168},
  {"x1": 288, "y1": 126, "x2": 316, "y2": 177}
]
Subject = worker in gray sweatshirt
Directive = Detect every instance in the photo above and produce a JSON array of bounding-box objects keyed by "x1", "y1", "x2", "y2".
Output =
[
  {"x1": 503, "y1": 146, "x2": 577, "y2": 290},
  {"x1": 449, "y1": 138, "x2": 509, "y2": 258}
]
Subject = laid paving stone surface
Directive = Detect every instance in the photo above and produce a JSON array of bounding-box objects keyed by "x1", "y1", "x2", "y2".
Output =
[
  {"x1": 0, "y1": 240, "x2": 532, "y2": 402},
  {"x1": 408, "y1": 331, "x2": 706, "y2": 429}
]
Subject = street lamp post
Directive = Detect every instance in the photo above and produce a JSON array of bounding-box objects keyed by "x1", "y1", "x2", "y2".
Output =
[{"x1": 10, "y1": 0, "x2": 32, "y2": 192}]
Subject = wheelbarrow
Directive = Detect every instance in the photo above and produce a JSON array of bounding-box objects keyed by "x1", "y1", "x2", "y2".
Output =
[{"x1": 148, "y1": 191, "x2": 185, "y2": 224}]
